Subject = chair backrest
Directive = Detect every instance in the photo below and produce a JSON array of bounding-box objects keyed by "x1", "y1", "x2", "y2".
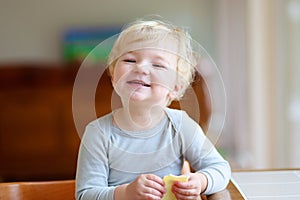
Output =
[{"x1": 0, "y1": 180, "x2": 75, "y2": 200}]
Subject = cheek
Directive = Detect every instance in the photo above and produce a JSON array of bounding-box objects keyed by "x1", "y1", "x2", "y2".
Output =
[
  {"x1": 111, "y1": 65, "x2": 127, "y2": 85},
  {"x1": 152, "y1": 69, "x2": 177, "y2": 90}
]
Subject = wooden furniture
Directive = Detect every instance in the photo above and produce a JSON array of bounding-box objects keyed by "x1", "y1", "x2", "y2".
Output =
[
  {"x1": 0, "y1": 180, "x2": 75, "y2": 200},
  {"x1": 0, "y1": 180, "x2": 243, "y2": 200},
  {"x1": 0, "y1": 63, "x2": 80, "y2": 182},
  {"x1": 0, "y1": 63, "x2": 210, "y2": 182},
  {"x1": 222, "y1": 181, "x2": 244, "y2": 200}
]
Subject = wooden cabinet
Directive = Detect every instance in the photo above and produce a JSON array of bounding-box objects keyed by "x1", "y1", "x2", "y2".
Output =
[
  {"x1": 0, "y1": 64, "x2": 80, "y2": 182},
  {"x1": 0, "y1": 63, "x2": 210, "y2": 182}
]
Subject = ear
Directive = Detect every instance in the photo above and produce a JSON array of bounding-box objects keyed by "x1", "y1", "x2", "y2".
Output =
[
  {"x1": 109, "y1": 70, "x2": 117, "y2": 89},
  {"x1": 168, "y1": 91, "x2": 177, "y2": 100},
  {"x1": 110, "y1": 74, "x2": 114, "y2": 82},
  {"x1": 168, "y1": 84, "x2": 182, "y2": 100},
  {"x1": 111, "y1": 76, "x2": 117, "y2": 89},
  {"x1": 108, "y1": 65, "x2": 115, "y2": 83}
]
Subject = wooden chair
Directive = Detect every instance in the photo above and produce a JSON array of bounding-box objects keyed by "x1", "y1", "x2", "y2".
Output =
[{"x1": 0, "y1": 180, "x2": 75, "y2": 200}]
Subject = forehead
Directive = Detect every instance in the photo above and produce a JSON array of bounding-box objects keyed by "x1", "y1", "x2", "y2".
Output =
[
  {"x1": 122, "y1": 49, "x2": 178, "y2": 62},
  {"x1": 114, "y1": 28, "x2": 180, "y2": 60}
]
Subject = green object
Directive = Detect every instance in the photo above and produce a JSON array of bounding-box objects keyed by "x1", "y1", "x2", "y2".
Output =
[
  {"x1": 62, "y1": 26, "x2": 121, "y2": 62},
  {"x1": 62, "y1": 41, "x2": 112, "y2": 62}
]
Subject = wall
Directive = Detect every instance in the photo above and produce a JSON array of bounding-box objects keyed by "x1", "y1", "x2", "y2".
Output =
[{"x1": 0, "y1": 0, "x2": 215, "y2": 63}]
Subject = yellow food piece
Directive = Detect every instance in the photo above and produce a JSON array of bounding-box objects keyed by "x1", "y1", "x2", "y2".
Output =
[{"x1": 162, "y1": 174, "x2": 189, "y2": 200}]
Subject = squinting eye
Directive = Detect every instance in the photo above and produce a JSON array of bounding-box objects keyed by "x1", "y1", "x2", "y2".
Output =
[
  {"x1": 123, "y1": 59, "x2": 136, "y2": 63},
  {"x1": 153, "y1": 64, "x2": 166, "y2": 69}
]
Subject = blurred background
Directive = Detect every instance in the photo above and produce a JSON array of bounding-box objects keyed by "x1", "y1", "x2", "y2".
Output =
[{"x1": 0, "y1": 0, "x2": 299, "y2": 182}]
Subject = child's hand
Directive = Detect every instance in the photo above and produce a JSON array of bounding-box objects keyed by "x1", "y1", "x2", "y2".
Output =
[
  {"x1": 126, "y1": 174, "x2": 166, "y2": 200},
  {"x1": 172, "y1": 172, "x2": 207, "y2": 200}
]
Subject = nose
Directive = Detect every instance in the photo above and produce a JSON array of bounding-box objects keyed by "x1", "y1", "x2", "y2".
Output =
[{"x1": 134, "y1": 61, "x2": 150, "y2": 74}]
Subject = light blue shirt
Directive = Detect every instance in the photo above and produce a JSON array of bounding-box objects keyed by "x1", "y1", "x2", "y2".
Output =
[{"x1": 76, "y1": 108, "x2": 231, "y2": 199}]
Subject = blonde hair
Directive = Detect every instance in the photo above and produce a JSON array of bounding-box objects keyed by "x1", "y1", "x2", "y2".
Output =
[{"x1": 107, "y1": 18, "x2": 197, "y2": 100}]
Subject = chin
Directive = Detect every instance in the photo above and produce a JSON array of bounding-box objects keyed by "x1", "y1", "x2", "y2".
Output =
[{"x1": 128, "y1": 96, "x2": 147, "y2": 102}]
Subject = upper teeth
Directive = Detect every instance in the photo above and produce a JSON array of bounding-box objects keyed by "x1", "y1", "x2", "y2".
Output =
[{"x1": 129, "y1": 80, "x2": 150, "y2": 87}]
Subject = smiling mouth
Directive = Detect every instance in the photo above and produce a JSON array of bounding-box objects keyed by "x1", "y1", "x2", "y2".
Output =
[{"x1": 127, "y1": 80, "x2": 151, "y2": 87}]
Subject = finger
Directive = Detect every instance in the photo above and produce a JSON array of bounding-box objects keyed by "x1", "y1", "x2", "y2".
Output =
[
  {"x1": 173, "y1": 188, "x2": 201, "y2": 200},
  {"x1": 145, "y1": 174, "x2": 165, "y2": 186},
  {"x1": 143, "y1": 193, "x2": 163, "y2": 200},
  {"x1": 143, "y1": 185, "x2": 165, "y2": 198},
  {"x1": 173, "y1": 182, "x2": 200, "y2": 198},
  {"x1": 144, "y1": 175, "x2": 166, "y2": 194},
  {"x1": 175, "y1": 192, "x2": 201, "y2": 200},
  {"x1": 145, "y1": 181, "x2": 166, "y2": 194},
  {"x1": 173, "y1": 187, "x2": 199, "y2": 197},
  {"x1": 174, "y1": 180, "x2": 194, "y2": 189}
]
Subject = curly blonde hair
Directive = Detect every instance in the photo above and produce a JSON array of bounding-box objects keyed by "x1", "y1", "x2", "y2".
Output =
[{"x1": 107, "y1": 18, "x2": 197, "y2": 100}]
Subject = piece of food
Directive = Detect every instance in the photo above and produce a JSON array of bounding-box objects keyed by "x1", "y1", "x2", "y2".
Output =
[{"x1": 162, "y1": 174, "x2": 189, "y2": 200}]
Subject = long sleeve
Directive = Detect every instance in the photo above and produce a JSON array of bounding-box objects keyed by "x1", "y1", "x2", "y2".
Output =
[
  {"x1": 75, "y1": 123, "x2": 115, "y2": 200},
  {"x1": 179, "y1": 111, "x2": 231, "y2": 195},
  {"x1": 75, "y1": 109, "x2": 231, "y2": 198}
]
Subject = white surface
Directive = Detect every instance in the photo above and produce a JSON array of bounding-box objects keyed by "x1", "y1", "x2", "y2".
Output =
[{"x1": 231, "y1": 170, "x2": 300, "y2": 200}]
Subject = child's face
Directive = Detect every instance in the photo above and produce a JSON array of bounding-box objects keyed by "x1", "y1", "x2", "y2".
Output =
[{"x1": 111, "y1": 48, "x2": 179, "y2": 107}]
